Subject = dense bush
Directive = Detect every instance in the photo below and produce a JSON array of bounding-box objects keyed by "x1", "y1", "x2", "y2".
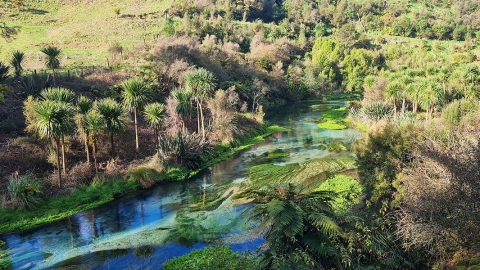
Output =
[
  {"x1": 163, "y1": 246, "x2": 255, "y2": 270},
  {"x1": 158, "y1": 132, "x2": 212, "y2": 169},
  {"x1": 7, "y1": 174, "x2": 41, "y2": 210}
]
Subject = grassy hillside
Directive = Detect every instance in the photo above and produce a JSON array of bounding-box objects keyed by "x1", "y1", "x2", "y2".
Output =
[{"x1": 0, "y1": 0, "x2": 170, "y2": 69}]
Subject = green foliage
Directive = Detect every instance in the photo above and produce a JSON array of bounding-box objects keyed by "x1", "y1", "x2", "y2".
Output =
[
  {"x1": 163, "y1": 246, "x2": 254, "y2": 270},
  {"x1": 343, "y1": 48, "x2": 375, "y2": 92},
  {"x1": 360, "y1": 102, "x2": 393, "y2": 121},
  {"x1": 128, "y1": 166, "x2": 158, "y2": 188},
  {"x1": 10, "y1": 51, "x2": 24, "y2": 77},
  {"x1": 0, "y1": 62, "x2": 10, "y2": 83},
  {"x1": 158, "y1": 131, "x2": 211, "y2": 169},
  {"x1": 40, "y1": 87, "x2": 75, "y2": 103},
  {"x1": 7, "y1": 174, "x2": 42, "y2": 210},
  {"x1": 19, "y1": 73, "x2": 52, "y2": 97},
  {"x1": 441, "y1": 99, "x2": 478, "y2": 125},
  {"x1": 242, "y1": 182, "x2": 344, "y2": 269},
  {"x1": 0, "y1": 240, "x2": 11, "y2": 270},
  {"x1": 143, "y1": 102, "x2": 166, "y2": 131},
  {"x1": 121, "y1": 78, "x2": 149, "y2": 112},
  {"x1": 353, "y1": 123, "x2": 416, "y2": 207},
  {"x1": 315, "y1": 174, "x2": 363, "y2": 213},
  {"x1": 40, "y1": 46, "x2": 61, "y2": 71},
  {"x1": 0, "y1": 178, "x2": 140, "y2": 234}
]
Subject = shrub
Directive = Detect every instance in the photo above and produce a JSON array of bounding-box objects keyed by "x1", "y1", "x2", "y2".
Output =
[
  {"x1": 128, "y1": 167, "x2": 156, "y2": 188},
  {"x1": 163, "y1": 246, "x2": 255, "y2": 270},
  {"x1": 7, "y1": 174, "x2": 42, "y2": 210},
  {"x1": 362, "y1": 102, "x2": 393, "y2": 121},
  {"x1": 441, "y1": 99, "x2": 477, "y2": 125},
  {"x1": 158, "y1": 132, "x2": 211, "y2": 169}
]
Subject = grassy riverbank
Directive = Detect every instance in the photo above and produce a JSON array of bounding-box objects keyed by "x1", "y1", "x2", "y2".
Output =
[{"x1": 0, "y1": 125, "x2": 290, "y2": 235}]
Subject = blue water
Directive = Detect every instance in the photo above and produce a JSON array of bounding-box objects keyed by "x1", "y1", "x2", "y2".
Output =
[{"x1": 1, "y1": 100, "x2": 360, "y2": 269}]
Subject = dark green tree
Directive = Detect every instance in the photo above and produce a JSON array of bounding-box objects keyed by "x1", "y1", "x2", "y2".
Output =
[
  {"x1": 10, "y1": 50, "x2": 24, "y2": 78},
  {"x1": 40, "y1": 46, "x2": 61, "y2": 85},
  {"x1": 121, "y1": 78, "x2": 149, "y2": 152},
  {"x1": 96, "y1": 98, "x2": 127, "y2": 158}
]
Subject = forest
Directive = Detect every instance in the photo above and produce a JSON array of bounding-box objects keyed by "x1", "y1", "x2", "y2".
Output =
[{"x1": 0, "y1": 0, "x2": 480, "y2": 269}]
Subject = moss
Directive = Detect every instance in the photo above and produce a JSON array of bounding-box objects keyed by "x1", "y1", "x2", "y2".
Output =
[
  {"x1": 315, "y1": 174, "x2": 363, "y2": 213},
  {"x1": 163, "y1": 246, "x2": 254, "y2": 270},
  {"x1": 327, "y1": 140, "x2": 349, "y2": 153}
]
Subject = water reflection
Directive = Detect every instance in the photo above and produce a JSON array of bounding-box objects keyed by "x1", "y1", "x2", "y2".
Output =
[{"x1": 1, "y1": 100, "x2": 360, "y2": 269}]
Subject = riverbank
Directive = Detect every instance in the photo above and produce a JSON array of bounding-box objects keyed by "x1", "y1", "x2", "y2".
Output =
[{"x1": 0, "y1": 125, "x2": 290, "y2": 236}]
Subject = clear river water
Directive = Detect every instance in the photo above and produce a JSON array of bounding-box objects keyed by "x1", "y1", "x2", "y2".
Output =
[{"x1": 2, "y1": 100, "x2": 361, "y2": 270}]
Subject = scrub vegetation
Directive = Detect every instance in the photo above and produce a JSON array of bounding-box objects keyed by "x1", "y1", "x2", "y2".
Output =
[{"x1": 1, "y1": 0, "x2": 480, "y2": 268}]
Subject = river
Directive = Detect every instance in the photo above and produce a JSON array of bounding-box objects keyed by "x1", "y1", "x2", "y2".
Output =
[{"x1": 1, "y1": 100, "x2": 361, "y2": 269}]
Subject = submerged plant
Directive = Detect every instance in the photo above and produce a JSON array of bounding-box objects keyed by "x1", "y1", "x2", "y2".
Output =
[{"x1": 7, "y1": 174, "x2": 42, "y2": 210}]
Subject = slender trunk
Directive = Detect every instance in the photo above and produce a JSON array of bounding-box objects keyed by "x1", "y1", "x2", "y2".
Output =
[
  {"x1": 52, "y1": 68, "x2": 56, "y2": 86},
  {"x1": 413, "y1": 101, "x2": 418, "y2": 113},
  {"x1": 401, "y1": 97, "x2": 406, "y2": 114},
  {"x1": 55, "y1": 137, "x2": 62, "y2": 187},
  {"x1": 61, "y1": 135, "x2": 66, "y2": 175},
  {"x1": 393, "y1": 101, "x2": 397, "y2": 120},
  {"x1": 134, "y1": 108, "x2": 139, "y2": 152},
  {"x1": 154, "y1": 128, "x2": 159, "y2": 150},
  {"x1": 197, "y1": 104, "x2": 201, "y2": 134},
  {"x1": 84, "y1": 132, "x2": 90, "y2": 164},
  {"x1": 93, "y1": 139, "x2": 98, "y2": 175},
  {"x1": 110, "y1": 132, "x2": 115, "y2": 158},
  {"x1": 199, "y1": 102, "x2": 205, "y2": 141}
]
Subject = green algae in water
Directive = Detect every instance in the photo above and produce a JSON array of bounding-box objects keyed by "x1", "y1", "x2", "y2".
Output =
[
  {"x1": 327, "y1": 140, "x2": 350, "y2": 153},
  {"x1": 0, "y1": 239, "x2": 12, "y2": 270},
  {"x1": 246, "y1": 157, "x2": 357, "y2": 188},
  {"x1": 317, "y1": 107, "x2": 349, "y2": 130},
  {"x1": 310, "y1": 104, "x2": 335, "y2": 112},
  {"x1": 249, "y1": 149, "x2": 290, "y2": 166}
]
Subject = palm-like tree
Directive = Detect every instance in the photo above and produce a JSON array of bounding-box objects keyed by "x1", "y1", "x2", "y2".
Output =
[
  {"x1": 0, "y1": 62, "x2": 10, "y2": 82},
  {"x1": 143, "y1": 102, "x2": 166, "y2": 149},
  {"x1": 242, "y1": 182, "x2": 343, "y2": 269},
  {"x1": 121, "y1": 78, "x2": 149, "y2": 152},
  {"x1": 172, "y1": 87, "x2": 193, "y2": 129},
  {"x1": 185, "y1": 68, "x2": 216, "y2": 140},
  {"x1": 10, "y1": 50, "x2": 24, "y2": 78},
  {"x1": 40, "y1": 87, "x2": 76, "y2": 103},
  {"x1": 40, "y1": 46, "x2": 61, "y2": 85},
  {"x1": 75, "y1": 96, "x2": 93, "y2": 163},
  {"x1": 34, "y1": 100, "x2": 74, "y2": 187},
  {"x1": 386, "y1": 80, "x2": 403, "y2": 118},
  {"x1": 419, "y1": 78, "x2": 443, "y2": 119},
  {"x1": 96, "y1": 98, "x2": 127, "y2": 158},
  {"x1": 40, "y1": 87, "x2": 76, "y2": 174},
  {"x1": 84, "y1": 110, "x2": 103, "y2": 174}
]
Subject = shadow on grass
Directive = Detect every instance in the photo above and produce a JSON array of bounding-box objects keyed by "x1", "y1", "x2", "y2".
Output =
[{"x1": 27, "y1": 8, "x2": 48, "y2": 15}]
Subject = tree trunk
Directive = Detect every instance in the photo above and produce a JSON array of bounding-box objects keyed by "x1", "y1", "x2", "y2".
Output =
[
  {"x1": 55, "y1": 137, "x2": 62, "y2": 187},
  {"x1": 84, "y1": 132, "x2": 90, "y2": 164},
  {"x1": 52, "y1": 68, "x2": 56, "y2": 86},
  {"x1": 154, "y1": 128, "x2": 159, "y2": 150},
  {"x1": 199, "y1": 102, "x2": 205, "y2": 141},
  {"x1": 61, "y1": 135, "x2": 66, "y2": 175},
  {"x1": 110, "y1": 132, "x2": 115, "y2": 158},
  {"x1": 197, "y1": 104, "x2": 201, "y2": 134},
  {"x1": 401, "y1": 97, "x2": 406, "y2": 114},
  {"x1": 134, "y1": 108, "x2": 139, "y2": 152},
  {"x1": 93, "y1": 140, "x2": 98, "y2": 175}
]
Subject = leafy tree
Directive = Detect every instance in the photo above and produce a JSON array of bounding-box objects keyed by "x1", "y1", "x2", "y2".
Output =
[
  {"x1": 10, "y1": 51, "x2": 24, "y2": 78},
  {"x1": 386, "y1": 80, "x2": 403, "y2": 117},
  {"x1": 143, "y1": 102, "x2": 166, "y2": 150},
  {"x1": 40, "y1": 88, "x2": 76, "y2": 174},
  {"x1": 96, "y1": 98, "x2": 127, "y2": 158},
  {"x1": 172, "y1": 87, "x2": 193, "y2": 129},
  {"x1": 185, "y1": 68, "x2": 216, "y2": 140},
  {"x1": 34, "y1": 100, "x2": 75, "y2": 187},
  {"x1": 343, "y1": 48, "x2": 374, "y2": 91},
  {"x1": 121, "y1": 78, "x2": 149, "y2": 152},
  {"x1": 75, "y1": 96, "x2": 93, "y2": 163},
  {"x1": 242, "y1": 182, "x2": 344, "y2": 269},
  {"x1": 84, "y1": 110, "x2": 103, "y2": 174},
  {"x1": 40, "y1": 46, "x2": 61, "y2": 85},
  {"x1": 310, "y1": 38, "x2": 344, "y2": 88}
]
